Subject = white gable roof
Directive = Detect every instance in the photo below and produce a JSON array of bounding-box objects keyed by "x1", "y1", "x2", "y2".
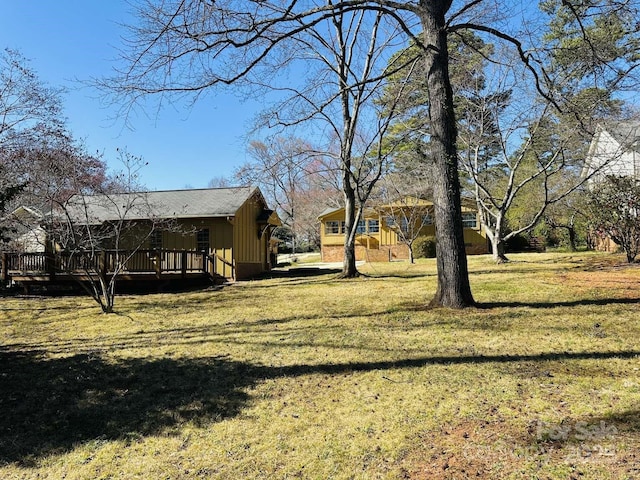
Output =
[{"x1": 585, "y1": 122, "x2": 640, "y2": 182}]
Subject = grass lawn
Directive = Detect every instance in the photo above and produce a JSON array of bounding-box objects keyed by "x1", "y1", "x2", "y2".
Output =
[{"x1": 1, "y1": 252, "x2": 639, "y2": 479}]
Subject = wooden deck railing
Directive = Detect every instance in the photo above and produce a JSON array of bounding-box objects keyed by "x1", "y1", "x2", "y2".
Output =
[{"x1": 1, "y1": 249, "x2": 215, "y2": 282}]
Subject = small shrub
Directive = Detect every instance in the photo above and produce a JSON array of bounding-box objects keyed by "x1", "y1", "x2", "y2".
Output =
[
  {"x1": 505, "y1": 234, "x2": 532, "y2": 253},
  {"x1": 412, "y1": 236, "x2": 437, "y2": 259}
]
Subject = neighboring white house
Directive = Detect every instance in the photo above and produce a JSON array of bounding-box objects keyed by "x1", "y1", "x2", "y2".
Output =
[
  {"x1": 584, "y1": 121, "x2": 640, "y2": 185},
  {"x1": 583, "y1": 121, "x2": 640, "y2": 253},
  {"x1": 3, "y1": 206, "x2": 47, "y2": 252}
]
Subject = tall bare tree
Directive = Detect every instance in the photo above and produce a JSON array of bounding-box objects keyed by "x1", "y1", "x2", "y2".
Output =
[
  {"x1": 103, "y1": 2, "x2": 409, "y2": 279},
  {"x1": 0, "y1": 48, "x2": 64, "y2": 143},
  {"x1": 245, "y1": 9, "x2": 408, "y2": 276},
  {"x1": 101, "y1": 0, "x2": 640, "y2": 306}
]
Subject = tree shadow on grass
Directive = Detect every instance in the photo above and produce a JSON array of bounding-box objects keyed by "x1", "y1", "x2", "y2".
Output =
[
  {"x1": 255, "y1": 267, "x2": 342, "y2": 283},
  {"x1": 2, "y1": 348, "x2": 639, "y2": 466},
  {"x1": 597, "y1": 409, "x2": 640, "y2": 434},
  {"x1": 380, "y1": 297, "x2": 640, "y2": 314},
  {"x1": 266, "y1": 266, "x2": 342, "y2": 277},
  {"x1": 0, "y1": 350, "x2": 254, "y2": 466}
]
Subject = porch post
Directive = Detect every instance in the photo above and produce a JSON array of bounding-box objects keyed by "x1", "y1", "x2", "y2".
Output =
[
  {"x1": 1, "y1": 252, "x2": 7, "y2": 283},
  {"x1": 46, "y1": 252, "x2": 56, "y2": 280},
  {"x1": 154, "y1": 250, "x2": 162, "y2": 279},
  {"x1": 181, "y1": 250, "x2": 187, "y2": 279},
  {"x1": 100, "y1": 251, "x2": 108, "y2": 278}
]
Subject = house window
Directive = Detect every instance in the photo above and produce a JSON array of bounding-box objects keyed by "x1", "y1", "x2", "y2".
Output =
[
  {"x1": 197, "y1": 228, "x2": 210, "y2": 252},
  {"x1": 368, "y1": 219, "x2": 380, "y2": 233},
  {"x1": 356, "y1": 220, "x2": 367, "y2": 234},
  {"x1": 422, "y1": 213, "x2": 434, "y2": 226},
  {"x1": 462, "y1": 212, "x2": 478, "y2": 228},
  {"x1": 385, "y1": 216, "x2": 396, "y2": 227},
  {"x1": 326, "y1": 221, "x2": 340, "y2": 234},
  {"x1": 149, "y1": 229, "x2": 163, "y2": 250}
]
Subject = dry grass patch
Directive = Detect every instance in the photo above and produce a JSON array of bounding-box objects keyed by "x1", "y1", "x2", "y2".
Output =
[{"x1": 1, "y1": 252, "x2": 639, "y2": 479}]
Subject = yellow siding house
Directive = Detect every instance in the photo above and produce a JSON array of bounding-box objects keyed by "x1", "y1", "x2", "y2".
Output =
[
  {"x1": 15, "y1": 187, "x2": 281, "y2": 280},
  {"x1": 318, "y1": 197, "x2": 487, "y2": 262},
  {"x1": 64, "y1": 186, "x2": 281, "y2": 280}
]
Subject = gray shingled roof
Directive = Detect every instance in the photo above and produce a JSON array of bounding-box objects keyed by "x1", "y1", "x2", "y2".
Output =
[
  {"x1": 317, "y1": 207, "x2": 342, "y2": 219},
  {"x1": 65, "y1": 186, "x2": 259, "y2": 223}
]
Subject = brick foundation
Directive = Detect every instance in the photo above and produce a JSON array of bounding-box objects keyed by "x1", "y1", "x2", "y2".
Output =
[
  {"x1": 321, "y1": 245, "x2": 412, "y2": 263},
  {"x1": 321, "y1": 245, "x2": 369, "y2": 262}
]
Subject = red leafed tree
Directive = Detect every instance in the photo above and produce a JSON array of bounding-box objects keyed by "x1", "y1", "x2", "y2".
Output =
[
  {"x1": 1, "y1": 49, "x2": 110, "y2": 247},
  {"x1": 235, "y1": 136, "x2": 341, "y2": 251},
  {"x1": 0, "y1": 48, "x2": 66, "y2": 242}
]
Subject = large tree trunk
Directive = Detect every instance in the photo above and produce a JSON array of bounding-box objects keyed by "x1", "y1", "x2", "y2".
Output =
[
  {"x1": 483, "y1": 212, "x2": 509, "y2": 263},
  {"x1": 490, "y1": 236, "x2": 509, "y2": 264},
  {"x1": 421, "y1": 2, "x2": 475, "y2": 308},
  {"x1": 567, "y1": 227, "x2": 577, "y2": 252},
  {"x1": 341, "y1": 179, "x2": 359, "y2": 278}
]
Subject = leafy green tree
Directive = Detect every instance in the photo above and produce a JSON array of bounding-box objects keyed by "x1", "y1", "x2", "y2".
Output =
[
  {"x1": 379, "y1": 2, "x2": 638, "y2": 263},
  {"x1": 541, "y1": 0, "x2": 640, "y2": 101},
  {"x1": 543, "y1": 188, "x2": 590, "y2": 251}
]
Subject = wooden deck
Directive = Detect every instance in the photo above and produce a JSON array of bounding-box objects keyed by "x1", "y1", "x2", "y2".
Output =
[{"x1": 1, "y1": 249, "x2": 229, "y2": 291}]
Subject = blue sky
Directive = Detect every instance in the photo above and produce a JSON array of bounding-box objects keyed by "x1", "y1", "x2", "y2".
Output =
[{"x1": 0, "y1": 1, "x2": 260, "y2": 190}]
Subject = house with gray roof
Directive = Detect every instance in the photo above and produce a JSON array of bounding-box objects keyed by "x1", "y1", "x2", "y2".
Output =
[{"x1": 3, "y1": 187, "x2": 281, "y2": 284}]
